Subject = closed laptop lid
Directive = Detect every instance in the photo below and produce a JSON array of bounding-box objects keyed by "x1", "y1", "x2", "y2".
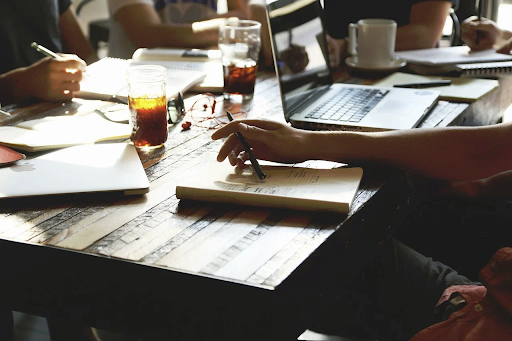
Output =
[{"x1": 0, "y1": 143, "x2": 149, "y2": 199}]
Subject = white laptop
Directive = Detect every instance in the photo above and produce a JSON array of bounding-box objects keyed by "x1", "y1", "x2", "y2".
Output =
[
  {"x1": 0, "y1": 143, "x2": 149, "y2": 199},
  {"x1": 265, "y1": 0, "x2": 440, "y2": 131}
]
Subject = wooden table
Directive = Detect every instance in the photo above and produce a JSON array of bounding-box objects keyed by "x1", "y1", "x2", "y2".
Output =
[{"x1": 1, "y1": 69, "x2": 511, "y2": 340}]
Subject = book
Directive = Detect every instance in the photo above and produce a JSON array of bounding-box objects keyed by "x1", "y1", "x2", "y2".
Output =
[
  {"x1": 373, "y1": 72, "x2": 499, "y2": 102},
  {"x1": 132, "y1": 48, "x2": 224, "y2": 93},
  {"x1": 76, "y1": 57, "x2": 207, "y2": 102},
  {"x1": 0, "y1": 113, "x2": 131, "y2": 152},
  {"x1": 395, "y1": 46, "x2": 512, "y2": 66},
  {"x1": 176, "y1": 161, "x2": 363, "y2": 214},
  {"x1": 395, "y1": 46, "x2": 512, "y2": 77}
]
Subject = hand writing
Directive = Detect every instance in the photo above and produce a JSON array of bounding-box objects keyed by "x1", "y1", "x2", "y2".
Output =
[
  {"x1": 211, "y1": 119, "x2": 311, "y2": 168},
  {"x1": 21, "y1": 54, "x2": 86, "y2": 102},
  {"x1": 461, "y1": 16, "x2": 501, "y2": 51}
]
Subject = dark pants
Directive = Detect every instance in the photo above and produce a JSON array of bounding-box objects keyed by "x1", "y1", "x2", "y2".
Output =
[
  {"x1": 0, "y1": 308, "x2": 13, "y2": 341},
  {"x1": 306, "y1": 238, "x2": 478, "y2": 341},
  {"x1": 396, "y1": 196, "x2": 511, "y2": 280}
]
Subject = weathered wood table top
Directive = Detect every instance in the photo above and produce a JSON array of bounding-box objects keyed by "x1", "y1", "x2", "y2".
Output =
[{"x1": 1, "y1": 70, "x2": 511, "y2": 340}]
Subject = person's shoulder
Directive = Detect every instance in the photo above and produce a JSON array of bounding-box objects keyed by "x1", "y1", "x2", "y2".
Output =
[{"x1": 108, "y1": 0, "x2": 154, "y2": 14}]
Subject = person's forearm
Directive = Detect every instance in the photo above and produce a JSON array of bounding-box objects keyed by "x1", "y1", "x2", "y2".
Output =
[
  {"x1": 59, "y1": 8, "x2": 98, "y2": 64},
  {"x1": 0, "y1": 69, "x2": 29, "y2": 105},
  {"x1": 127, "y1": 22, "x2": 220, "y2": 49},
  {"x1": 306, "y1": 124, "x2": 512, "y2": 181},
  {"x1": 395, "y1": 25, "x2": 440, "y2": 50}
]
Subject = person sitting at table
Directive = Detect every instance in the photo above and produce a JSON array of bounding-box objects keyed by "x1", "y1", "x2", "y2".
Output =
[
  {"x1": 461, "y1": 16, "x2": 512, "y2": 52},
  {"x1": 0, "y1": 1, "x2": 101, "y2": 340},
  {"x1": 0, "y1": 0, "x2": 98, "y2": 106},
  {"x1": 210, "y1": 118, "x2": 512, "y2": 340},
  {"x1": 324, "y1": 0, "x2": 458, "y2": 68}
]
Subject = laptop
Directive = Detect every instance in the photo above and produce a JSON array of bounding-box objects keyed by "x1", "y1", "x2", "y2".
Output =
[
  {"x1": 265, "y1": 0, "x2": 440, "y2": 131},
  {"x1": 0, "y1": 143, "x2": 150, "y2": 199}
]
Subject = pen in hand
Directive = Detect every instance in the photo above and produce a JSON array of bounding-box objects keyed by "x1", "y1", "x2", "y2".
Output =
[
  {"x1": 226, "y1": 111, "x2": 267, "y2": 180},
  {"x1": 31, "y1": 42, "x2": 61, "y2": 59}
]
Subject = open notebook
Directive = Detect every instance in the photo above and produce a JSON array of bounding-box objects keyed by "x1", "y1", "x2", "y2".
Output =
[
  {"x1": 0, "y1": 112, "x2": 131, "y2": 152},
  {"x1": 76, "y1": 57, "x2": 207, "y2": 102},
  {"x1": 176, "y1": 161, "x2": 363, "y2": 214}
]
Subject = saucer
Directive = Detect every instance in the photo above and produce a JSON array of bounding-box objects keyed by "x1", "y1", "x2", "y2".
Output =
[{"x1": 345, "y1": 56, "x2": 407, "y2": 71}]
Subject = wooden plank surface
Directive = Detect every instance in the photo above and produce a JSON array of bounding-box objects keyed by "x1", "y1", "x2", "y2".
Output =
[{"x1": 0, "y1": 73, "x2": 348, "y2": 289}]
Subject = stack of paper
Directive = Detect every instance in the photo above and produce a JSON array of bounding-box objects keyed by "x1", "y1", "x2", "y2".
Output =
[{"x1": 132, "y1": 48, "x2": 224, "y2": 93}]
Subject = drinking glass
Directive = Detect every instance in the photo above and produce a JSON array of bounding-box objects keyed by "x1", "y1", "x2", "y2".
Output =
[
  {"x1": 219, "y1": 20, "x2": 261, "y2": 102},
  {"x1": 126, "y1": 65, "x2": 168, "y2": 149}
]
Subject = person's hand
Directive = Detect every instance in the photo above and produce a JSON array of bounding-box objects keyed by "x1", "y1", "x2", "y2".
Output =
[
  {"x1": 461, "y1": 16, "x2": 501, "y2": 51},
  {"x1": 211, "y1": 119, "x2": 312, "y2": 168},
  {"x1": 21, "y1": 54, "x2": 86, "y2": 102},
  {"x1": 496, "y1": 36, "x2": 512, "y2": 55},
  {"x1": 325, "y1": 35, "x2": 347, "y2": 68}
]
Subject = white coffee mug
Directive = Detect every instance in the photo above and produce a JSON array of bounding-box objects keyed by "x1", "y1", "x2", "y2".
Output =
[{"x1": 348, "y1": 19, "x2": 397, "y2": 68}]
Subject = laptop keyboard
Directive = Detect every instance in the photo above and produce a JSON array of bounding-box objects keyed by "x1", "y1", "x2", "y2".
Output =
[
  {"x1": 419, "y1": 101, "x2": 469, "y2": 128},
  {"x1": 305, "y1": 88, "x2": 389, "y2": 123}
]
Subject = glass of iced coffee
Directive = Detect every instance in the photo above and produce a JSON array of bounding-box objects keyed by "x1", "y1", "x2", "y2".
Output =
[
  {"x1": 219, "y1": 20, "x2": 261, "y2": 102},
  {"x1": 126, "y1": 65, "x2": 168, "y2": 149}
]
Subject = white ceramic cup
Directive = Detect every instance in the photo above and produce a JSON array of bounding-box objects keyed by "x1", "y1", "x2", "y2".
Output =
[{"x1": 348, "y1": 19, "x2": 397, "y2": 68}]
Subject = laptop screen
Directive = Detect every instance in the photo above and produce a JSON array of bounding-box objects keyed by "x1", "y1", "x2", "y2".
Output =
[{"x1": 266, "y1": 0, "x2": 332, "y2": 116}]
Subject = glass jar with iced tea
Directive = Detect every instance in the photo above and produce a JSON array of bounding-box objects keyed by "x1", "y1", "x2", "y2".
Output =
[
  {"x1": 126, "y1": 65, "x2": 168, "y2": 149},
  {"x1": 219, "y1": 20, "x2": 261, "y2": 102}
]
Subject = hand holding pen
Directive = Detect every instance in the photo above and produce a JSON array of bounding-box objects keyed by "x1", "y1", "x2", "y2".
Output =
[
  {"x1": 225, "y1": 111, "x2": 266, "y2": 180},
  {"x1": 460, "y1": 16, "x2": 500, "y2": 51},
  {"x1": 26, "y1": 42, "x2": 87, "y2": 101}
]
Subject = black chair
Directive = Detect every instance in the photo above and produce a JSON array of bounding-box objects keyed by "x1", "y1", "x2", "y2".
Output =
[
  {"x1": 76, "y1": 0, "x2": 111, "y2": 51},
  {"x1": 448, "y1": 8, "x2": 461, "y2": 46}
]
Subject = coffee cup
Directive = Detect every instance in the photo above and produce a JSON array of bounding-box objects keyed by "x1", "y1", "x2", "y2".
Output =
[{"x1": 348, "y1": 19, "x2": 397, "y2": 68}]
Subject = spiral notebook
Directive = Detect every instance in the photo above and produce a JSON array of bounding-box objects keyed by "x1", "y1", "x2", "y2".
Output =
[
  {"x1": 395, "y1": 46, "x2": 512, "y2": 77},
  {"x1": 395, "y1": 46, "x2": 512, "y2": 66}
]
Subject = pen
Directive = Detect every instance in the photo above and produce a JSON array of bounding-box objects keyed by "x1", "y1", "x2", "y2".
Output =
[
  {"x1": 393, "y1": 80, "x2": 452, "y2": 89},
  {"x1": 0, "y1": 108, "x2": 11, "y2": 116},
  {"x1": 226, "y1": 110, "x2": 267, "y2": 180},
  {"x1": 31, "y1": 42, "x2": 61, "y2": 59},
  {"x1": 476, "y1": 0, "x2": 484, "y2": 45}
]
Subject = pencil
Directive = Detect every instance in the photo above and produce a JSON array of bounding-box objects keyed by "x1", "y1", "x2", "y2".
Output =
[
  {"x1": 31, "y1": 42, "x2": 61, "y2": 59},
  {"x1": 226, "y1": 110, "x2": 267, "y2": 180}
]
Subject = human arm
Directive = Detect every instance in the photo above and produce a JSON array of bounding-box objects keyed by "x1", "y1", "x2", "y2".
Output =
[
  {"x1": 211, "y1": 0, "x2": 249, "y2": 19},
  {"x1": 325, "y1": 35, "x2": 348, "y2": 68},
  {"x1": 211, "y1": 119, "x2": 512, "y2": 181},
  {"x1": 395, "y1": 0, "x2": 453, "y2": 50},
  {"x1": 461, "y1": 16, "x2": 512, "y2": 51},
  {"x1": 59, "y1": 6, "x2": 98, "y2": 64},
  {"x1": 113, "y1": 3, "x2": 233, "y2": 49},
  {"x1": 0, "y1": 55, "x2": 86, "y2": 105}
]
